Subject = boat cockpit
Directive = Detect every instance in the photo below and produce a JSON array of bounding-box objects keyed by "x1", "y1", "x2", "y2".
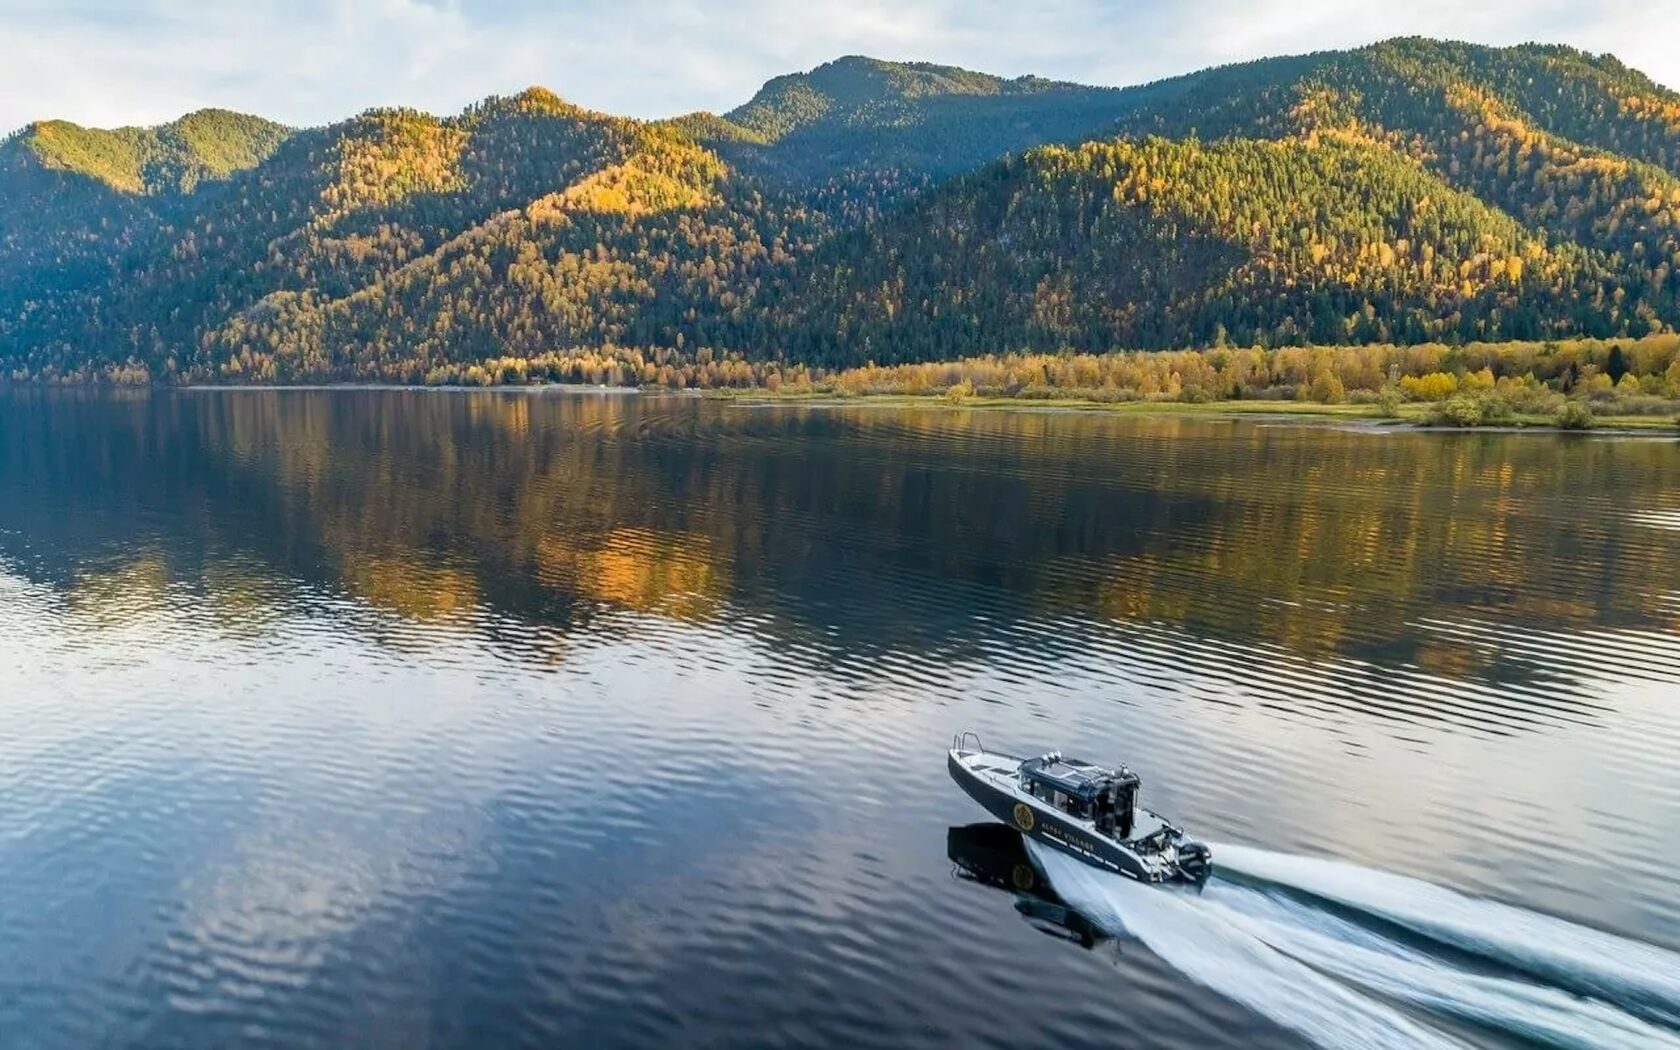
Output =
[{"x1": 1018, "y1": 752, "x2": 1140, "y2": 840}]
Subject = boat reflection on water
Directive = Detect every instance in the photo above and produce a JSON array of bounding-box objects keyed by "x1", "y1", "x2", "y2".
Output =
[{"x1": 947, "y1": 823, "x2": 1107, "y2": 950}]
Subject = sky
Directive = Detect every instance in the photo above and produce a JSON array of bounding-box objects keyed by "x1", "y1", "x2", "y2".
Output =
[{"x1": 3, "y1": 0, "x2": 1678, "y2": 136}]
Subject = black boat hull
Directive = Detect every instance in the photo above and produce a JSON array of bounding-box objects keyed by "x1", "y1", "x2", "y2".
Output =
[{"x1": 948, "y1": 752, "x2": 1140, "y2": 879}]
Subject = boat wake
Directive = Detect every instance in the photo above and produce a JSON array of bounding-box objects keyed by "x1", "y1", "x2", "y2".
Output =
[{"x1": 1025, "y1": 839, "x2": 1680, "y2": 1050}]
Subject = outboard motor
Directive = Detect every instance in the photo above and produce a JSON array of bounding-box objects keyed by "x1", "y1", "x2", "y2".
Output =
[{"x1": 1177, "y1": 840, "x2": 1213, "y2": 884}]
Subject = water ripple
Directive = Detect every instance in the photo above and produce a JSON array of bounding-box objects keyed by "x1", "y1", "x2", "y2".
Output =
[{"x1": 1, "y1": 389, "x2": 1678, "y2": 1049}]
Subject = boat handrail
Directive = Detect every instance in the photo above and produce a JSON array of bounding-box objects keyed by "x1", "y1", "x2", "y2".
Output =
[{"x1": 953, "y1": 730, "x2": 984, "y2": 753}]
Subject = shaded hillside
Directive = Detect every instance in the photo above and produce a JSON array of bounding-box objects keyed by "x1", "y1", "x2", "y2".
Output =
[
  {"x1": 1114, "y1": 39, "x2": 1680, "y2": 268},
  {"x1": 775, "y1": 135, "x2": 1618, "y2": 361},
  {"x1": 0, "y1": 109, "x2": 290, "y2": 327},
  {"x1": 765, "y1": 39, "x2": 1680, "y2": 360}
]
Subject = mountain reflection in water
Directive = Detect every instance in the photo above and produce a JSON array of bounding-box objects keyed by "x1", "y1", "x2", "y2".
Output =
[{"x1": 1, "y1": 388, "x2": 1678, "y2": 1049}]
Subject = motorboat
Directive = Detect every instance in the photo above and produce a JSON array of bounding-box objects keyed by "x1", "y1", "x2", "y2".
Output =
[{"x1": 948, "y1": 732, "x2": 1212, "y2": 885}]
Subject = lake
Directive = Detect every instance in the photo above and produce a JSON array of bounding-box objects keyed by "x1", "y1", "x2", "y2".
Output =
[{"x1": 3, "y1": 388, "x2": 1679, "y2": 1049}]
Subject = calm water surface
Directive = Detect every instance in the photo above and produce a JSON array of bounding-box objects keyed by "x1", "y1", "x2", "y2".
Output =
[{"x1": 2, "y1": 389, "x2": 1679, "y2": 1049}]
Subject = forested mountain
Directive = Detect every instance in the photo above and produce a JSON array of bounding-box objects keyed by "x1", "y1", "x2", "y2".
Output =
[
  {"x1": 5, "y1": 109, "x2": 291, "y2": 195},
  {"x1": 0, "y1": 110, "x2": 290, "y2": 335},
  {"x1": 7, "y1": 38, "x2": 1680, "y2": 383},
  {"x1": 783, "y1": 135, "x2": 1601, "y2": 361}
]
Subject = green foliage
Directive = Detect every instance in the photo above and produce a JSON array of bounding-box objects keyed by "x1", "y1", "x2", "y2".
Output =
[
  {"x1": 1427, "y1": 392, "x2": 1515, "y2": 426},
  {"x1": 798, "y1": 337, "x2": 1680, "y2": 414},
  {"x1": 1117, "y1": 37, "x2": 1680, "y2": 274},
  {"x1": 777, "y1": 134, "x2": 1609, "y2": 364},
  {"x1": 1309, "y1": 369, "x2": 1346, "y2": 404},
  {"x1": 1554, "y1": 400, "x2": 1596, "y2": 429},
  {"x1": 1431, "y1": 395, "x2": 1487, "y2": 426},
  {"x1": 9, "y1": 109, "x2": 289, "y2": 194},
  {"x1": 0, "y1": 108, "x2": 291, "y2": 345}
]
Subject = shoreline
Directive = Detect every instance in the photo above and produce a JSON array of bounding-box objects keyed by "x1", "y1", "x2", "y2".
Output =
[{"x1": 7, "y1": 381, "x2": 1677, "y2": 433}]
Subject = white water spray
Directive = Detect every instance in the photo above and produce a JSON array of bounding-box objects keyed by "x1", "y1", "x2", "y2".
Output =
[
  {"x1": 1202, "y1": 881, "x2": 1680, "y2": 1050},
  {"x1": 1026, "y1": 839, "x2": 1680, "y2": 1050},
  {"x1": 1025, "y1": 840, "x2": 1469, "y2": 1050},
  {"x1": 1213, "y1": 842, "x2": 1680, "y2": 1029}
]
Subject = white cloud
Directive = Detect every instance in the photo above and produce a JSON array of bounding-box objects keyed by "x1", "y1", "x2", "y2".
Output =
[{"x1": 1, "y1": 0, "x2": 1677, "y2": 135}]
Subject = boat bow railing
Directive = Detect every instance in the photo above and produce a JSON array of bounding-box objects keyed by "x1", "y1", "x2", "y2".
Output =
[{"x1": 953, "y1": 731, "x2": 984, "y2": 753}]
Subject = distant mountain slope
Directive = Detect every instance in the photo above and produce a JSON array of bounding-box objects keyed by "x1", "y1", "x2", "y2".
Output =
[
  {"x1": 1109, "y1": 39, "x2": 1680, "y2": 172},
  {"x1": 683, "y1": 55, "x2": 1150, "y2": 181},
  {"x1": 775, "y1": 134, "x2": 1610, "y2": 361},
  {"x1": 1111, "y1": 39, "x2": 1680, "y2": 265},
  {"x1": 7, "y1": 38, "x2": 1680, "y2": 382},
  {"x1": 760, "y1": 38, "x2": 1680, "y2": 360},
  {"x1": 724, "y1": 55, "x2": 1112, "y2": 140}
]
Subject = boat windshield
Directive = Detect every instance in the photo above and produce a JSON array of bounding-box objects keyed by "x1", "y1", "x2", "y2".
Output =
[{"x1": 1023, "y1": 777, "x2": 1093, "y2": 819}]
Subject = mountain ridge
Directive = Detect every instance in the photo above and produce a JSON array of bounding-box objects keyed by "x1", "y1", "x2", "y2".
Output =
[
  {"x1": 3, "y1": 108, "x2": 291, "y2": 195},
  {"x1": 8, "y1": 37, "x2": 1680, "y2": 384}
]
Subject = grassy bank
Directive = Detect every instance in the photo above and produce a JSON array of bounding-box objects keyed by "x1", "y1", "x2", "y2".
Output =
[{"x1": 710, "y1": 387, "x2": 1680, "y2": 430}]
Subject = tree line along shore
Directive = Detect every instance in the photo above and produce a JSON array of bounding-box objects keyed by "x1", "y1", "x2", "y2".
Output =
[
  {"x1": 436, "y1": 334, "x2": 1680, "y2": 429},
  {"x1": 23, "y1": 333, "x2": 1680, "y2": 430}
]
